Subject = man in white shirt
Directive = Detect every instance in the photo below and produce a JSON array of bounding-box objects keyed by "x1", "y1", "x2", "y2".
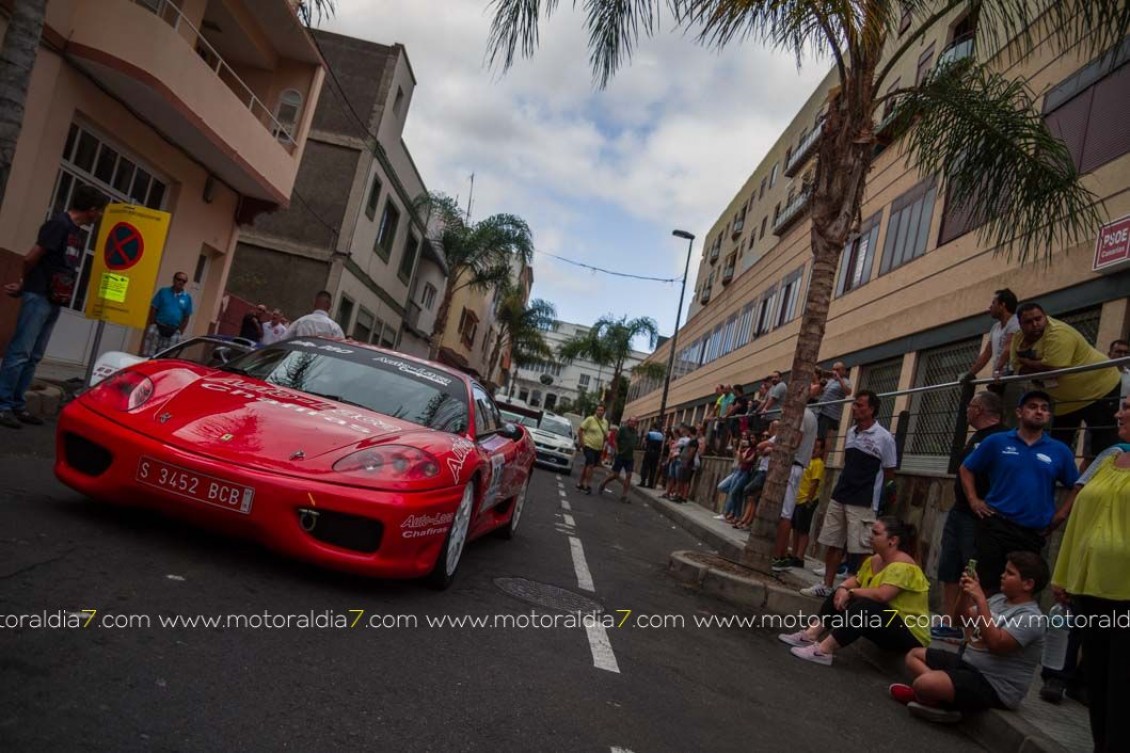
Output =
[
  {"x1": 284, "y1": 290, "x2": 344, "y2": 339},
  {"x1": 260, "y1": 309, "x2": 288, "y2": 345},
  {"x1": 964, "y1": 288, "x2": 1019, "y2": 387}
]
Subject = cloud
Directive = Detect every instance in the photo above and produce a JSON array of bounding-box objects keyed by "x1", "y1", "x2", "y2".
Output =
[{"x1": 324, "y1": 1, "x2": 829, "y2": 344}]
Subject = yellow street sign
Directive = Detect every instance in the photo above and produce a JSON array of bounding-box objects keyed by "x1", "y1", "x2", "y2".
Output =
[{"x1": 84, "y1": 203, "x2": 171, "y2": 329}]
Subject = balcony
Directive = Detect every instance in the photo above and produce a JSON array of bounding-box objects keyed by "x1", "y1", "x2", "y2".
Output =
[
  {"x1": 721, "y1": 258, "x2": 735, "y2": 284},
  {"x1": 64, "y1": 0, "x2": 322, "y2": 203},
  {"x1": 784, "y1": 117, "x2": 824, "y2": 177},
  {"x1": 772, "y1": 190, "x2": 812, "y2": 235},
  {"x1": 731, "y1": 217, "x2": 745, "y2": 237},
  {"x1": 700, "y1": 285, "x2": 713, "y2": 304},
  {"x1": 404, "y1": 301, "x2": 422, "y2": 332},
  {"x1": 936, "y1": 33, "x2": 975, "y2": 70},
  {"x1": 708, "y1": 243, "x2": 720, "y2": 264}
]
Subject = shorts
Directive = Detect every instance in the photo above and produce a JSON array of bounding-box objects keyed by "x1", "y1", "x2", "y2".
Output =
[
  {"x1": 780, "y1": 463, "x2": 805, "y2": 519},
  {"x1": 611, "y1": 456, "x2": 634, "y2": 474},
  {"x1": 817, "y1": 500, "x2": 875, "y2": 554},
  {"x1": 924, "y1": 648, "x2": 1005, "y2": 712},
  {"x1": 816, "y1": 413, "x2": 840, "y2": 441},
  {"x1": 582, "y1": 447, "x2": 601, "y2": 467},
  {"x1": 677, "y1": 463, "x2": 696, "y2": 483},
  {"x1": 791, "y1": 500, "x2": 818, "y2": 535},
  {"x1": 744, "y1": 469, "x2": 767, "y2": 496},
  {"x1": 667, "y1": 460, "x2": 680, "y2": 479},
  {"x1": 937, "y1": 506, "x2": 978, "y2": 583}
]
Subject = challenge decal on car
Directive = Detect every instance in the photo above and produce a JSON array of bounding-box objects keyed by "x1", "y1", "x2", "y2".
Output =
[
  {"x1": 400, "y1": 511, "x2": 455, "y2": 539},
  {"x1": 289, "y1": 340, "x2": 355, "y2": 355},
  {"x1": 371, "y1": 355, "x2": 453, "y2": 388},
  {"x1": 447, "y1": 437, "x2": 476, "y2": 482}
]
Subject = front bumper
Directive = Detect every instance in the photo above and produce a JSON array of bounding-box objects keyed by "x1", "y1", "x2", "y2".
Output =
[
  {"x1": 54, "y1": 401, "x2": 465, "y2": 578},
  {"x1": 532, "y1": 442, "x2": 574, "y2": 470}
]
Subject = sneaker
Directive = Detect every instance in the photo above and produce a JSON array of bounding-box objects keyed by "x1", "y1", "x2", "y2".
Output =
[
  {"x1": 812, "y1": 565, "x2": 826, "y2": 577},
  {"x1": 800, "y1": 584, "x2": 834, "y2": 598},
  {"x1": 889, "y1": 683, "x2": 916, "y2": 705},
  {"x1": 584, "y1": 487, "x2": 593, "y2": 495},
  {"x1": 1040, "y1": 678, "x2": 1065, "y2": 704},
  {"x1": 930, "y1": 625, "x2": 964, "y2": 642},
  {"x1": 790, "y1": 643, "x2": 832, "y2": 666},
  {"x1": 713, "y1": 514, "x2": 726, "y2": 520},
  {"x1": 907, "y1": 702, "x2": 962, "y2": 724},
  {"x1": 0, "y1": 411, "x2": 22, "y2": 430},
  {"x1": 777, "y1": 631, "x2": 814, "y2": 647},
  {"x1": 771, "y1": 557, "x2": 792, "y2": 572},
  {"x1": 787, "y1": 556, "x2": 805, "y2": 568},
  {"x1": 15, "y1": 410, "x2": 43, "y2": 426},
  {"x1": 835, "y1": 563, "x2": 850, "y2": 579}
]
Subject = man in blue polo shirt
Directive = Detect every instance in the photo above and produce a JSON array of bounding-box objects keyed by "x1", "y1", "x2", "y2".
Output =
[
  {"x1": 960, "y1": 389, "x2": 1078, "y2": 594},
  {"x1": 144, "y1": 271, "x2": 193, "y2": 355}
]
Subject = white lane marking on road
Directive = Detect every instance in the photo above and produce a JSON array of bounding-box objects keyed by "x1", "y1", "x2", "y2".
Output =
[
  {"x1": 558, "y1": 489, "x2": 567, "y2": 498},
  {"x1": 569, "y1": 536, "x2": 595, "y2": 592},
  {"x1": 610, "y1": 748, "x2": 635, "y2": 753},
  {"x1": 587, "y1": 621, "x2": 621, "y2": 674},
  {"x1": 562, "y1": 513, "x2": 576, "y2": 527},
  {"x1": 560, "y1": 499, "x2": 571, "y2": 511}
]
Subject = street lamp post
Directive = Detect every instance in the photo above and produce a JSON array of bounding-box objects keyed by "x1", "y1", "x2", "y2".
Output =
[{"x1": 658, "y1": 229, "x2": 695, "y2": 428}]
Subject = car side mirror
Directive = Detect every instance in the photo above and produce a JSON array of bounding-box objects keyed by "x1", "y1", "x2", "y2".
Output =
[{"x1": 499, "y1": 422, "x2": 524, "y2": 441}]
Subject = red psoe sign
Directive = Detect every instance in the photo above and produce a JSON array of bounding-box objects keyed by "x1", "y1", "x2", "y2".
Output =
[{"x1": 1093, "y1": 214, "x2": 1130, "y2": 273}]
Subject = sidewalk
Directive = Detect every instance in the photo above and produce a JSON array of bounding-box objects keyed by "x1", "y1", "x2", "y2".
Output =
[
  {"x1": 8, "y1": 359, "x2": 87, "y2": 423},
  {"x1": 627, "y1": 480, "x2": 1092, "y2": 753}
]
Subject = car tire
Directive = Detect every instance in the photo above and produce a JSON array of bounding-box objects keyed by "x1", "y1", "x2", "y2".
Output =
[
  {"x1": 426, "y1": 480, "x2": 476, "y2": 590},
  {"x1": 498, "y1": 473, "x2": 530, "y2": 540}
]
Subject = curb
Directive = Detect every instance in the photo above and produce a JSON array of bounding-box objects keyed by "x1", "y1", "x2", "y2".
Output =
[
  {"x1": 23, "y1": 380, "x2": 66, "y2": 421},
  {"x1": 666, "y1": 550, "x2": 1071, "y2": 753},
  {"x1": 628, "y1": 485, "x2": 745, "y2": 561}
]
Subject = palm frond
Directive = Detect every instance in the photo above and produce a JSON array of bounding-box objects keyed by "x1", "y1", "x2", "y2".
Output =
[
  {"x1": 631, "y1": 361, "x2": 667, "y2": 380},
  {"x1": 583, "y1": 0, "x2": 663, "y2": 87},
  {"x1": 901, "y1": 61, "x2": 1102, "y2": 262},
  {"x1": 976, "y1": 0, "x2": 1130, "y2": 68},
  {"x1": 297, "y1": 0, "x2": 336, "y2": 26},
  {"x1": 487, "y1": 0, "x2": 563, "y2": 73}
]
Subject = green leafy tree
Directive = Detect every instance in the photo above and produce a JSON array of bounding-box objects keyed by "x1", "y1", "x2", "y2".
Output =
[
  {"x1": 415, "y1": 192, "x2": 535, "y2": 360},
  {"x1": 485, "y1": 0, "x2": 1115, "y2": 566},
  {"x1": 557, "y1": 315, "x2": 660, "y2": 422},
  {"x1": 487, "y1": 286, "x2": 557, "y2": 385}
]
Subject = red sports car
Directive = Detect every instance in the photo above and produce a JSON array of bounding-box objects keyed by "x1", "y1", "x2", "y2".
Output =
[{"x1": 55, "y1": 337, "x2": 535, "y2": 588}]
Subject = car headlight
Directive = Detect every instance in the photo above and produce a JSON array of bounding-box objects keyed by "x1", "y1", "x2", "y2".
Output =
[
  {"x1": 86, "y1": 371, "x2": 154, "y2": 412},
  {"x1": 333, "y1": 445, "x2": 441, "y2": 481}
]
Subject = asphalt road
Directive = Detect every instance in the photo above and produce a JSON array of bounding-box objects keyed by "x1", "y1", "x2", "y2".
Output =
[{"x1": 0, "y1": 424, "x2": 977, "y2": 752}]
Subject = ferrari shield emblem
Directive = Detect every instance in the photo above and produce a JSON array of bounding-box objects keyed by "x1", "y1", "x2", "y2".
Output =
[
  {"x1": 220, "y1": 433, "x2": 234, "y2": 442},
  {"x1": 158, "y1": 413, "x2": 172, "y2": 424}
]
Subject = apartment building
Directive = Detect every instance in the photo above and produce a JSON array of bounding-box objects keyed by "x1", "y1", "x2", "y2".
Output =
[
  {"x1": 626, "y1": 10, "x2": 1130, "y2": 471},
  {"x1": 507, "y1": 320, "x2": 649, "y2": 412},
  {"x1": 225, "y1": 29, "x2": 443, "y2": 352},
  {"x1": 0, "y1": 0, "x2": 324, "y2": 365},
  {"x1": 436, "y1": 253, "x2": 533, "y2": 389}
]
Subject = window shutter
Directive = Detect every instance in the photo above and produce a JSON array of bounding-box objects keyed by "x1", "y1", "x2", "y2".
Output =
[
  {"x1": 1045, "y1": 87, "x2": 1093, "y2": 171},
  {"x1": 1080, "y1": 63, "x2": 1130, "y2": 173}
]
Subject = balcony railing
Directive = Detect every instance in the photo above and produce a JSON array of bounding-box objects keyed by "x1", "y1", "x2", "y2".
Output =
[
  {"x1": 700, "y1": 285, "x2": 712, "y2": 304},
  {"x1": 936, "y1": 33, "x2": 975, "y2": 70},
  {"x1": 721, "y1": 262, "x2": 735, "y2": 284},
  {"x1": 784, "y1": 117, "x2": 824, "y2": 177},
  {"x1": 708, "y1": 243, "x2": 720, "y2": 264},
  {"x1": 130, "y1": 0, "x2": 297, "y2": 152},
  {"x1": 772, "y1": 190, "x2": 812, "y2": 235},
  {"x1": 732, "y1": 217, "x2": 745, "y2": 236}
]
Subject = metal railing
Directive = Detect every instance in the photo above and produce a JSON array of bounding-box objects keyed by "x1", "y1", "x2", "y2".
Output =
[
  {"x1": 784, "y1": 117, "x2": 824, "y2": 177},
  {"x1": 772, "y1": 189, "x2": 812, "y2": 234},
  {"x1": 130, "y1": 0, "x2": 298, "y2": 152},
  {"x1": 937, "y1": 33, "x2": 976, "y2": 69}
]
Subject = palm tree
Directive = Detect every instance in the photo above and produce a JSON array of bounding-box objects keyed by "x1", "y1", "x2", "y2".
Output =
[
  {"x1": 558, "y1": 315, "x2": 661, "y2": 421},
  {"x1": 487, "y1": 286, "x2": 557, "y2": 385},
  {"x1": 416, "y1": 192, "x2": 536, "y2": 360},
  {"x1": 0, "y1": 0, "x2": 337, "y2": 208},
  {"x1": 486, "y1": 0, "x2": 1118, "y2": 566}
]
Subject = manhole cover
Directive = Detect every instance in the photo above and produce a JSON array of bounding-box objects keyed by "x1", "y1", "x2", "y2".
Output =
[{"x1": 494, "y1": 577, "x2": 604, "y2": 613}]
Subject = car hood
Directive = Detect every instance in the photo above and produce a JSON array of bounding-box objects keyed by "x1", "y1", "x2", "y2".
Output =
[
  {"x1": 87, "y1": 368, "x2": 451, "y2": 478},
  {"x1": 530, "y1": 427, "x2": 572, "y2": 448}
]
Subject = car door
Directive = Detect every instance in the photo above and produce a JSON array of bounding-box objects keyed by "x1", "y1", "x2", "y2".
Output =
[{"x1": 471, "y1": 384, "x2": 511, "y2": 514}]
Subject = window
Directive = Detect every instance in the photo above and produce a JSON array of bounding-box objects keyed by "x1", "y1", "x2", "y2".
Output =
[
  {"x1": 421, "y1": 282, "x2": 437, "y2": 310},
  {"x1": 904, "y1": 338, "x2": 982, "y2": 470},
  {"x1": 274, "y1": 89, "x2": 303, "y2": 141},
  {"x1": 1044, "y1": 51, "x2": 1130, "y2": 176},
  {"x1": 879, "y1": 179, "x2": 937, "y2": 275},
  {"x1": 899, "y1": 7, "x2": 912, "y2": 34},
  {"x1": 353, "y1": 308, "x2": 375, "y2": 343},
  {"x1": 835, "y1": 212, "x2": 882, "y2": 296},
  {"x1": 754, "y1": 286, "x2": 778, "y2": 337},
  {"x1": 579, "y1": 374, "x2": 591, "y2": 388},
  {"x1": 721, "y1": 314, "x2": 738, "y2": 354},
  {"x1": 398, "y1": 233, "x2": 419, "y2": 282},
  {"x1": 916, "y1": 44, "x2": 936, "y2": 86},
  {"x1": 760, "y1": 216, "x2": 767, "y2": 239},
  {"x1": 735, "y1": 303, "x2": 755, "y2": 349},
  {"x1": 393, "y1": 86, "x2": 405, "y2": 117},
  {"x1": 776, "y1": 267, "x2": 804, "y2": 326},
  {"x1": 375, "y1": 200, "x2": 401, "y2": 261},
  {"x1": 769, "y1": 162, "x2": 779, "y2": 188},
  {"x1": 759, "y1": 177, "x2": 767, "y2": 199},
  {"x1": 472, "y1": 385, "x2": 500, "y2": 435},
  {"x1": 858, "y1": 356, "x2": 903, "y2": 431},
  {"x1": 336, "y1": 295, "x2": 354, "y2": 331},
  {"x1": 365, "y1": 174, "x2": 382, "y2": 220},
  {"x1": 458, "y1": 307, "x2": 478, "y2": 348}
]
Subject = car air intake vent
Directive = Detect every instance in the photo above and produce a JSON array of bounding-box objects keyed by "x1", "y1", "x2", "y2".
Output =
[
  {"x1": 298, "y1": 509, "x2": 383, "y2": 553},
  {"x1": 63, "y1": 432, "x2": 113, "y2": 476}
]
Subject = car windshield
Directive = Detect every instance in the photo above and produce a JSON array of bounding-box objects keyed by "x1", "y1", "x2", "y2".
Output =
[
  {"x1": 500, "y1": 410, "x2": 539, "y2": 429},
  {"x1": 158, "y1": 338, "x2": 253, "y2": 369},
  {"x1": 222, "y1": 340, "x2": 469, "y2": 433},
  {"x1": 540, "y1": 415, "x2": 572, "y2": 438}
]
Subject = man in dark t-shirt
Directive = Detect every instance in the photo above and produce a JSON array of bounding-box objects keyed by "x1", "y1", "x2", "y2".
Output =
[
  {"x1": 599, "y1": 416, "x2": 640, "y2": 501},
  {"x1": 932, "y1": 391, "x2": 1008, "y2": 639},
  {"x1": 0, "y1": 186, "x2": 108, "y2": 429},
  {"x1": 240, "y1": 304, "x2": 267, "y2": 342}
]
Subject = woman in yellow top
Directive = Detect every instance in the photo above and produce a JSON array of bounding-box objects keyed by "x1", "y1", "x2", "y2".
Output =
[
  {"x1": 1050, "y1": 396, "x2": 1130, "y2": 753},
  {"x1": 780, "y1": 516, "x2": 931, "y2": 666}
]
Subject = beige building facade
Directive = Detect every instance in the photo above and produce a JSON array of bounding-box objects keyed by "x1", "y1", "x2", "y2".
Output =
[
  {"x1": 0, "y1": 0, "x2": 324, "y2": 365},
  {"x1": 626, "y1": 10, "x2": 1130, "y2": 470}
]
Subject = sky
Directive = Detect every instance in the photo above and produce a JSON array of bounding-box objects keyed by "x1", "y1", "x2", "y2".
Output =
[{"x1": 323, "y1": 1, "x2": 829, "y2": 353}]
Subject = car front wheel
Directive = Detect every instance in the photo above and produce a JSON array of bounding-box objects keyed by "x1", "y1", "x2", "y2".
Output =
[{"x1": 426, "y1": 480, "x2": 475, "y2": 590}]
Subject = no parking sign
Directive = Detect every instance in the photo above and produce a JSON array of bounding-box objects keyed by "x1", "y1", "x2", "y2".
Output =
[{"x1": 84, "y1": 203, "x2": 171, "y2": 329}]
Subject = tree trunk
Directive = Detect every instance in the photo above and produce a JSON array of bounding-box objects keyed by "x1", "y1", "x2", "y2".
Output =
[
  {"x1": 742, "y1": 56, "x2": 880, "y2": 569},
  {"x1": 487, "y1": 330, "x2": 505, "y2": 386},
  {"x1": 0, "y1": 0, "x2": 47, "y2": 210},
  {"x1": 429, "y1": 270, "x2": 461, "y2": 360}
]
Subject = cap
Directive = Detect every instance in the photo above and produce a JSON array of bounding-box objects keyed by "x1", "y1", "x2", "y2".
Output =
[{"x1": 1017, "y1": 389, "x2": 1053, "y2": 409}]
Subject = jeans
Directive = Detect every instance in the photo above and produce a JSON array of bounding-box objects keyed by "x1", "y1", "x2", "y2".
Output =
[
  {"x1": 0, "y1": 292, "x2": 61, "y2": 412},
  {"x1": 723, "y1": 469, "x2": 751, "y2": 518}
]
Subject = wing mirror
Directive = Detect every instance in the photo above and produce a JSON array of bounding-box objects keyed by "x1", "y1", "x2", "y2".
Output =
[{"x1": 499, "y1": 422, "x2": 524, "y2": 441}]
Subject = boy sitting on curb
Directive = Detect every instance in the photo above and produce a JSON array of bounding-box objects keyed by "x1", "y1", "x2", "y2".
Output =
[{"x1": 890, "y1": 551, "x2": 1047, "y2": 723}]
